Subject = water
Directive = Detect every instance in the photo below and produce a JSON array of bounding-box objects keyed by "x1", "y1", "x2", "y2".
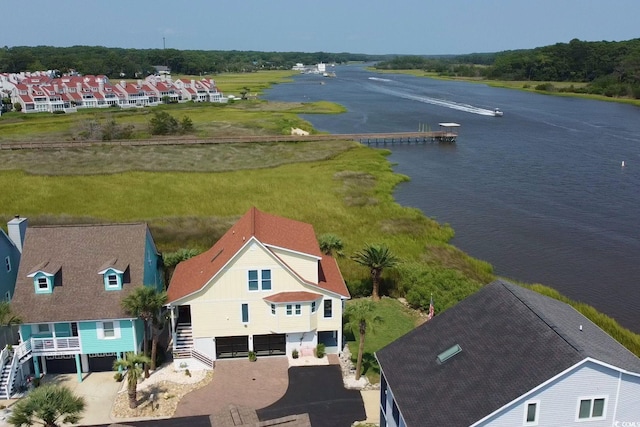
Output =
[{"x1": 264, "y1": 64, "x2": 640, "y2": 333}]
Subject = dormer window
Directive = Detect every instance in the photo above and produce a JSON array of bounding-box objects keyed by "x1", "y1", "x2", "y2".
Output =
[
  {"x1": 28, "y1": 271, "x2": 55, "y2": 294},
  {"x1": 100, "y1": 268, "x2": 123, "y2": 290}
]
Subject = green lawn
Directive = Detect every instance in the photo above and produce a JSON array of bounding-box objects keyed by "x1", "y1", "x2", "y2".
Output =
[{"x1": 345, "y1": 297, "x2": 423, "y2": 383}]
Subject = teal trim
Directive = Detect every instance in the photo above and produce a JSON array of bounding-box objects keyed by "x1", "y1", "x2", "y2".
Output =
[
  {"x1": 33, "y1": 356, "x2": 40, "y2": 377},
  {"x1": 75, "y1": 354, "x2": 82, "y2": 383},
  {"x1": 33, "y1": 272, "x2": 53, "y2": 294},
  {"x1": 54, "y1": 323, "x2": 71, "y2": 337},
  {"x1": 143, "y1": 229, "x2": 163, "y2": 290},
  {"x1": 78, "y1": 319, "x2": 137, "y2": 354},
  {"x1": 103, "y1": 268, "x2": 123, "y2": 291},
  {"x1": 19, "y1": 324, "x2": 32, "y2": 341}
]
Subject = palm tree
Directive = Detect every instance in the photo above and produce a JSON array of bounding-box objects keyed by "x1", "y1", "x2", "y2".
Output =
[
  {"x1": 163, "y1": 248, "x2": 201, "y2": 287},
  {"x1": 113, "y1": 352, "x2": 151, "y2": 409},
  {"x1": 344, "y1": 299, "x2": 382, "y2": 381},
  {"x1": 121, "y1": 287, "x2": 167, "y2": 376},
  {"x1": 318, "y1": 233, "x2": 345, "y2": 257},
  {"x1": 351, "y1": 244, "x2": 399, "y2": 301},
  {"x1": 8, "y1": 384, "x2": 85, "y2": 427},
  {"x1": 0, "y1": 301, "x2": 21, "y2": 348}
]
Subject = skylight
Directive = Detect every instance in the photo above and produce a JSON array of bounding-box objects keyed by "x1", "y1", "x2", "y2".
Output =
[{"x1": 437, "y1": 344, "x2": 462, "y2": 364}]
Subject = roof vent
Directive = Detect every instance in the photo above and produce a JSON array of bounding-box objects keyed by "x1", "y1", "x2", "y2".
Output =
[{"x1": 437, "y1": 344, "x2": 462, "y2": 364}]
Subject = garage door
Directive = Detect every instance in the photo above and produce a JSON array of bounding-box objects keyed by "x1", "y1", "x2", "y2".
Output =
[
  {"x1": 253, "y1": 334, "x2": 286, "y2": 356},
  {"x1": 88, "y1": 353, "x2": 117, "y2": 372},
  {"x1": 216, "y1": 336, "x2": 249, "y2": 359},
  {"x1": 44, "y1": 355, "x2": 76, "y2": 374}
]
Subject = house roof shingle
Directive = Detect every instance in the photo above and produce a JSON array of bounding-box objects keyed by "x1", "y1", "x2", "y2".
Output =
[
  {"x1": 263, "y1": 291, "x2": 322, "y2": 303},
  {"x1": 375, "y1": 279, "x2": 640, "y2": 427},
  {"x1": 167, "y1": 207, "x2": 349, "y2": 303},
  {"x1": 11, "y1": 223, "x2": 155, "y2": 323}
]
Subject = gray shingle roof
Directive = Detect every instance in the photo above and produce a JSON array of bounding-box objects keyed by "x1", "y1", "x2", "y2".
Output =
[
  {"x1": 11, "y1": 223, "x2": 154, "y2": 323},
  {"x1": 375, "y1": 279, "x2": 640, "y2": 427}
]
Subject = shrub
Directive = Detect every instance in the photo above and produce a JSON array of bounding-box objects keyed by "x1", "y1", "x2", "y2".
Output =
[
  {"x1": 292, "y1": 349, "x2": 299, "y2": 359},
  {"x1": 113, "y1": 372, "x2": 124, "y2": 382},
  {"x1": 248, "y1": 351, "x2": 257, "y2": 362},
  {"x1": 315, "y1": 343, "x2": 326, "y2": 359},
  {"x1": 184, "y1": 369, "x2": 191, "y2": 377}
]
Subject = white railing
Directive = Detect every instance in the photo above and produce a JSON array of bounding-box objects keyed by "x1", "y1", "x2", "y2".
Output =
[
  {"x1": 15, "y1": 340, "x2": 31, "y2": 361},
  {"x1": 5, "y1": 350, "x2": 19, "y2": 399},
  {"x1": 191, "y1": 348, "x2": 215, "y2": 369},
  {"x1": 31, "y1": 337, "x2": 80, "y2": 355}
]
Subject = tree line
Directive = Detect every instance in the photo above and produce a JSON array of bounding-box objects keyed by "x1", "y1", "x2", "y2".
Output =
[
  {"x1": 0, "y1": 45, "x2": 384, "y2": 77},
  {"x1": 375, "y1": 38, "x2": 640, "y2": 99}
]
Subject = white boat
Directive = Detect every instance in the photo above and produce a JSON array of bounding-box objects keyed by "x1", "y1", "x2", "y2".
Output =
[{"x1": 494, "y1": 108, "x2": 504, "y2": 117}]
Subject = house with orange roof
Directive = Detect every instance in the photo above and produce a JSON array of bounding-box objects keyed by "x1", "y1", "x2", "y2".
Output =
[{"x1": 166, "y1": 207, "x2": 350, "y2": 369}]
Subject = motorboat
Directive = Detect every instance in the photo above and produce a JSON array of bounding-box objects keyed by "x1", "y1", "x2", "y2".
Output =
[{"x1": 494, "y1": 108, "x2": 504, "y2": 117}]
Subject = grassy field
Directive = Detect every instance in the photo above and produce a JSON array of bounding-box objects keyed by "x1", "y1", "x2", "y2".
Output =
[
  {"x1": 2, "y1": 69, "x2": 640, "y2": 381},
  {"x1": 345, "y1": 297, "x2": 424, "y2": 383}
]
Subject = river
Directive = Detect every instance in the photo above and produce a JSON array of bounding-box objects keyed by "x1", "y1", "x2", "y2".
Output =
[{"x1": 263, "y1": 64, "x2": 640, "y2": 333}]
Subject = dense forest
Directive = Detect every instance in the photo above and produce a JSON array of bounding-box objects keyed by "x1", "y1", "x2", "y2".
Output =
[
  {"x1": 376, "y1": 38, "x2": 640, "y2": 98},
  {"x1": 0, "y1": 46, "x2": 383, "y2": 76}
]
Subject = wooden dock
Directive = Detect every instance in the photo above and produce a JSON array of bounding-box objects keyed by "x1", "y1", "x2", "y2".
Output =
[{"x1": 0, "y1": 130, "x2": 458, "y2": 150}]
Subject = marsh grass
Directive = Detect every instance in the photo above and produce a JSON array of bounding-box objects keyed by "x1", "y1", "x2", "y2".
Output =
[{"x1": 0, "y1": 140, "x2": 356, "y2": 175}]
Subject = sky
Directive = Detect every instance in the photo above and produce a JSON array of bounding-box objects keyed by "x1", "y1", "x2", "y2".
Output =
[{"x1": 4, "y1": 0, "x2": 640, "y2": 55}]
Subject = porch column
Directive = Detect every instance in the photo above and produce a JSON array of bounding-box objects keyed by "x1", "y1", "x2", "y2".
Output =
[
  {"x1": 170, "y1": 306, "x2": 176, "y2": 351},
  {"x1": 33, "y1": 355, "x2": 41, "y2": 378},
  {"x1": 75, "y1": 354, "x2": 82, "y2": 383}
]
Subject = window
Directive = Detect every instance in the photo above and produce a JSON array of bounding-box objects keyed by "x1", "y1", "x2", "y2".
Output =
[
  {"x1": 271, "y1": 304, "x2": 276, "y2": 315},
  {"x1": 241, "y1": 303, "x2": 249, "y2": 323},
  {"x1": 286, "y1": 304, "x2": 293, "y2": 316},
  {"x1": 37, "y1": 277, "x2": 49, "y2": 290},
  {"x1": 524, "y1": 400, "x2": 539, "y2": 425},
  {"x1": 578, "y1": 397, "x2": 606, "y2": 420},
  {"x1": 295, "y1": 304, "x2": 301, "y2": 315},
  {"x1": 248, "y1": 269, "x2": 272, "y2": 291},
  {"x1": 4, "y1": 256, "x2": 10, "y2": 272},
  {"x1": 4, "y1": 291, "x2": 10, "y2": 302},
  {"x1": 103, "y1": 321, "x2": 115, "y2": 338},
  {"x1": 98, "y1": 320, "x2": 120, "y2": 339},
  {"x1": 248, "y1": 270, "x2": 259, "y2": 291},
  {"x1": 324, "y1": 299, "x2": 332, "y2": 318},
  {"x1": 261, "y1": 270, "x2": 271, "y2": 290},
  {"x1": 311, "y1": 301, "x2": 317, "y2": 313},
  {"x1": 107, "y1": 274, "x2": 119, "y2": 287},
  {"x1": 37, "y1": 323, "x2": 50, "y2": 333}
]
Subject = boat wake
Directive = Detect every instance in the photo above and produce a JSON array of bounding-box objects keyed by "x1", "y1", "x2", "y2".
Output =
[
  {"x1": 368, "y1": 83, "x2": 497, "y2": 116},
  {"x1": 368, "y1": 77, "x2": 393, "y2": 82}
]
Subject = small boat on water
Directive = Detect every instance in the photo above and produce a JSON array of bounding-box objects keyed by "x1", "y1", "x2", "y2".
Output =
[{"x1": 493, "y1": 108, "x2": 504, "y2": 117}]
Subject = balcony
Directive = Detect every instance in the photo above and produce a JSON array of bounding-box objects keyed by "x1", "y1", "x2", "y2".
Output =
[{"x1": 31, "y1": 337, "x2": 81, "y2": 356}]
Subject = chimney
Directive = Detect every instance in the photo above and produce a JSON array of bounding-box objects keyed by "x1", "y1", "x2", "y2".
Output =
[{"x1": 7, "y1": 216, "x2": 28, "y2": 254}]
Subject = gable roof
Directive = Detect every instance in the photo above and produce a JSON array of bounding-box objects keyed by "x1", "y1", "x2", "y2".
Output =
[
  {"x1": 375, "y1": 279, "x2": 640, "y2": 427},
  {"x1": 167, "y1": 207, "x2": 349, "y2": 302},
  {"x1": 11, "y1": 223, "x2": 155, "y2": 323}
]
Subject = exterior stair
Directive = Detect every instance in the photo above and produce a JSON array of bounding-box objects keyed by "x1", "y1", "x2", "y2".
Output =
[
  {"x1": 173, "y1": 323, "x2": 194, "y2": 358},
  {"x1": 0, "y1": 362, "x2": 13, "y2": 399}
]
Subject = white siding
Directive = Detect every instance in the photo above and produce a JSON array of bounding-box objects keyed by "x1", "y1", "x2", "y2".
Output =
[
  {"x1": 268, "y1": 246, "x2": 318, "y2": 283},
  {"x1": 476, "y1": 361, "x2": 634, "y2": 427},
  {"x1": 180, "y1": 241, "x2": 343, "y2": 344},
  {"x1": 615, "y1": 372, "x2": 640, "y2": 421}
]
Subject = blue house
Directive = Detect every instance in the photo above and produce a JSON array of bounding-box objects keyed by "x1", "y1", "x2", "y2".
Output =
[
  {"x1": 3, "y1": 223, "x2": 163, "y2": 398},
  {"x1": 0, "y1": 216, "x2": 27, "y2": 303}
]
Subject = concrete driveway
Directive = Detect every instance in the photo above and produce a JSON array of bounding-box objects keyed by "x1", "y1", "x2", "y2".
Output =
[
  {"x1": 41, "y1": 372, "x2": 121, "y2": 426},
  {"x1": 257, "y1": 365, "x2": 366, "y2": 427},
  {"x1": 175, "y1": 357, "x2": 289, "y2": 417}
]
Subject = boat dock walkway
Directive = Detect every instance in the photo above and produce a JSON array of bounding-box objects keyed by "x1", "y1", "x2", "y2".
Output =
[{"x1": 0, "y1": 128, "x2": 459, "y2": 150}]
